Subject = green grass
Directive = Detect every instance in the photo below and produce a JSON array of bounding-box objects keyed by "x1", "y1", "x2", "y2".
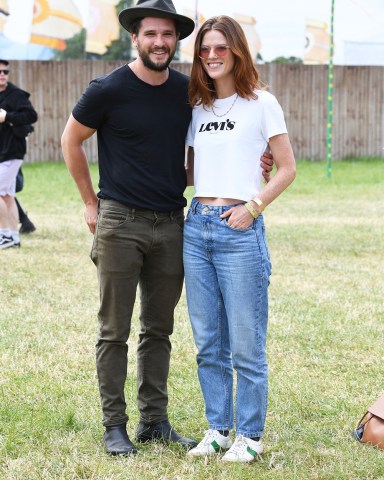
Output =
[{"x1": 1, "y1": 158, "x2": 383, "y2": 479}]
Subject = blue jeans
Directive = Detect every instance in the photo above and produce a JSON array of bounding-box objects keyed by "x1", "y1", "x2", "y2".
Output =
[{"x1": 183, "y1": 199, "x2": 272, "y2": 438}]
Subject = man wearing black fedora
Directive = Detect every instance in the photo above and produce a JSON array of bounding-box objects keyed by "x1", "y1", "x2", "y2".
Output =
[{"x1": 62, "y1": 0, "x2": 198, "y2": 456}]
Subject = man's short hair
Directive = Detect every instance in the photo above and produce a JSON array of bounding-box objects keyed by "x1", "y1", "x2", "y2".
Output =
[
  {"x1": 130, "y1": 17, "x2": 143, "y2": 35},
  {"x1": 130, "y1": 17, "x2": 179, "y2": 36},
  {"x1": 0, "y1": 59, "x2": 9, "y2": 65}
]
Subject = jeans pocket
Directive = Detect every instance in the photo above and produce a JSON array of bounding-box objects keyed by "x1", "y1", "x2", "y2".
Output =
[
  {"x1": 222, "y1": 218, "x2": 253, "y2": 232},
  {"x1": 98, "y1": 209, "x2": 129, "y2": 229},
  {"x1": 185, "y1": 208, "x2": 193, "y2": 223},
  {"x1": 173, "y1": 212, "x2": 185, "y2": 232}
]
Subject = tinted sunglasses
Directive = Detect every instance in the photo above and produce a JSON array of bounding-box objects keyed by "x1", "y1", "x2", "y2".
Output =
[
  {"x1": 0, "y1": 69, "x2": 9, "y2": 75},
  {"x1": 199, "y1": 45, "x2": 230, "y2": 59}
]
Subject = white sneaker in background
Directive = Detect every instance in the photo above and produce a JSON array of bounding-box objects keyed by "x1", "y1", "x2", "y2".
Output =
[{"x1": 0, "y1": 234, "x2": 15, "y2": 249}]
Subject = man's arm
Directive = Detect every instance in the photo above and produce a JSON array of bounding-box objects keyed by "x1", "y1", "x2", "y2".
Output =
[
  {"x1": 185, "y1": 146, "x2": 194, "y2": 186},
  {"x1": 61, "y1": 114, "x2": 98, "y2": 233}
]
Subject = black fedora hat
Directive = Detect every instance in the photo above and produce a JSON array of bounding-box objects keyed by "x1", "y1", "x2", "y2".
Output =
[{"x1": 119, "y1": 0, "x2": 195, "y2": 40}]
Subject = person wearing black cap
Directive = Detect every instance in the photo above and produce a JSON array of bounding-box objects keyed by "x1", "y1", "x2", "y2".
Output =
[
  {"x1": 0, "y1": 59, "x2": 38, "y2": 249},
  {"x1": 61, "y1": 0, "x2": 197, "y2": 456}
]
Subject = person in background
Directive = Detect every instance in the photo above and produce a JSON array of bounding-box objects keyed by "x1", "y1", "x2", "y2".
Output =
[
  {"x1": 184, "y1": 16, "x2": 296, "y2": 463},
  {"x1": 15, "y1": 168, "x2": 36, "y2": 234},
  {"x1": 0, "y1": 59, "x2": 37, "y2": 249},
  {"x1": 16, "y1": 198, "x2": 36, "y2": 234}
]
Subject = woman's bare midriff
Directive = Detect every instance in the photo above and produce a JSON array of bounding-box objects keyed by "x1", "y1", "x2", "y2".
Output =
[{"x1": 196, "y1": 197, "x2": 244, "y2": 206}]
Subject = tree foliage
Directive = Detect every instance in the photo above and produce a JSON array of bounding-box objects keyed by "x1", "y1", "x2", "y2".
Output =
[
  {"x1": 53, "y1": 0, "x2": 133, "y2": 60},
  {"x1": 271, "y1": 56, "x2": 303, "y2": 64}
]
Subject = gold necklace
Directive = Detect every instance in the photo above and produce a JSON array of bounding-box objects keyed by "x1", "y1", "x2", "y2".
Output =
[{"x1": 211, "y1": 94, "x2": 238, "y2": 117}]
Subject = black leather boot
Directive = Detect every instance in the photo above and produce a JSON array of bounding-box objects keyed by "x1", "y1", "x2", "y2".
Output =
[
  {"x1": 136, "y1": 420, "x2": 197, "y2": 449},
  {"x1": 104, "y1": 424, "x2": 138, "y2": 456}
]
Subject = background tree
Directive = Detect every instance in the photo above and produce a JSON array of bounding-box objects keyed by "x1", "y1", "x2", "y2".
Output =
[
  {"x1": 54, "y1": 0, "x2": 133, "y2": 60},
  {"x1": 271, "y1": 56, "x2": 303, "y2": 64}
]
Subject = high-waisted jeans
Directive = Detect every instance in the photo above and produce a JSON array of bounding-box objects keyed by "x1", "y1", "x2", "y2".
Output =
[
  {"x1": 183, "y1": 198, "x2": 272, "y2": 438},
  {"x1": 91, "y1": 199, "x2": 185, "y2": 427}
]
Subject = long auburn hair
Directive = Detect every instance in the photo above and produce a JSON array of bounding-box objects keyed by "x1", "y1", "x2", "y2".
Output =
[{"x1": 189, "y1": 16, "x2": 263, "y2": 108}]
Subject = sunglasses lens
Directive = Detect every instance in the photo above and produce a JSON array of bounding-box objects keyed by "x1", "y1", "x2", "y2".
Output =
[
  {"x1": 215, "y1": 46, "x2": 228, "y2": 56},
  {"x1": 0, "y1": 70, "x2": 9, "y2": 74},
  {"x1": 199, "y1": 46, "x2": 229, "y2": 59}
]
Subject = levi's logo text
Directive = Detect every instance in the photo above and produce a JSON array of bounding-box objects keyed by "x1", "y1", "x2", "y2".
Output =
[{"x1": 198, "y1": 119, "x2": 236, "y2": 133}]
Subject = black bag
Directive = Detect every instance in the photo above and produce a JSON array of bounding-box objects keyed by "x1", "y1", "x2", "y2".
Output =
[{"x1": 15, "y1": 168, "x2": 24, "y2": 193}]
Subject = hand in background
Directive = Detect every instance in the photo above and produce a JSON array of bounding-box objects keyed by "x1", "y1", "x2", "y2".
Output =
[
  {"x1": 261, "y1": 150, "x2": 274, "y2": 183},
  {"x1": 0, "y1": 108, "x2": 7, "y2": 123}
]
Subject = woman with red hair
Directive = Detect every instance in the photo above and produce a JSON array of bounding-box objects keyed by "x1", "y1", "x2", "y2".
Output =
[{"x1": 184, "y1": 16, "x2": 296, "y2": 463}]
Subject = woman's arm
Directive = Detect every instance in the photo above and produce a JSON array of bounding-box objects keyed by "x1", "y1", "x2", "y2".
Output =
[
  {"x1": 221, "y1": 134, "x2": 296, "y2": 230},
  {"x1": 251, "y1": 133, "x2": 296, "y2": 209}
]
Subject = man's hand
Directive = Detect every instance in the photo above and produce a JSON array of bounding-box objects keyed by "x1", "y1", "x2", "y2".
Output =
[
  {"x1": 85, "y1": 201, "x2": 98, "y2": 234},
  {"x1": 0, "y1": 108, "x2": 7, "y2": 123},
  {"x1": 261, "y1": 150, "x2": 274, "y2": 183}
]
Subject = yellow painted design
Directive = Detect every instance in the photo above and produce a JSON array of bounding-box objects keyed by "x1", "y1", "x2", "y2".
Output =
[{"x1": 32, "y1": 0, "x2": 82, "y2": 26}]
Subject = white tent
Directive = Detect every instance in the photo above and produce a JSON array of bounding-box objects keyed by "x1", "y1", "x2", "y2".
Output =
[{"x1": 344, "y1": 33, "x2": 384, "y2": 65}]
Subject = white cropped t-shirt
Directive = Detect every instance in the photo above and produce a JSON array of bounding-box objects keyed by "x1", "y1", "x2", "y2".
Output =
[{"x1": 186, "y1": 90, "x2": 288, "y2": 201}]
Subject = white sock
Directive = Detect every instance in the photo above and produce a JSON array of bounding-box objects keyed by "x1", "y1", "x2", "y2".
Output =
[
  {"x1": 11, "y1": 231, "x2": 20, "y2": 243},
  {"x1": 0, "y1": 228, "x2": 11, "y2": 237}
]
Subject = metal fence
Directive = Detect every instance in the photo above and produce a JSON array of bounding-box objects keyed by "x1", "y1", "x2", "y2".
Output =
[{"x1": 9, "y1": 60, "x2": 384, "y2": 162}]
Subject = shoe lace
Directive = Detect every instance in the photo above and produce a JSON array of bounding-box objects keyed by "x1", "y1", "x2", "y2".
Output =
[
  {"x1": 230, "y1": 435, "x2": 248, "y2": 454},
  {"x1": 202, "y1": 429, "x2": 219, "y2": 445}
]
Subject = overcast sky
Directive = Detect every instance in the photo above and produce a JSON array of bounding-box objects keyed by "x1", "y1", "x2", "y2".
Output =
[{"x1": 172, "y1": 0, "x2": 384, "y2": 64}]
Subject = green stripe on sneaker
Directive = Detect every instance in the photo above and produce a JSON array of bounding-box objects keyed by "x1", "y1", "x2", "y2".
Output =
[
  {"x1": 211, "y1": 440, "x2": 221, "y2": 452},
  {"x1": 246, "y1": 446, "x2": 257, "y2": 458}
]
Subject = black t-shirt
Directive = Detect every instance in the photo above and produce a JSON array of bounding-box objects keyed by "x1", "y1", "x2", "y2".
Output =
[{"x1": 72, "y1": 65, "x2": 192, "y2": 211}]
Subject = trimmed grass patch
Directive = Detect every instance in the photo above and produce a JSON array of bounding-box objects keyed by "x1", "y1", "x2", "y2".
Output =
[{"x1": 1, "y1": 158, "x2": 383, "y2": 479}]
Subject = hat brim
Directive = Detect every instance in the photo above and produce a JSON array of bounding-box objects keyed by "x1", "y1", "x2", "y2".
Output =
[{"x1": 119, "y1": 7, "x2": 195, "y2": 40}]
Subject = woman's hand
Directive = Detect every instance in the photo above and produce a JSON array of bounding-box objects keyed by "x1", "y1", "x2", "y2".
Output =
[{"x1": 220, "y1": 204, "x2": 255, "y2": 230}]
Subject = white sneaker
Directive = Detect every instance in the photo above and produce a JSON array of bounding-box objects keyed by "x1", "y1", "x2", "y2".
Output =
[
  {"x1": 0, "y1": 234, "x2": 15, "y2": 249},
  {"x1": 222, "y1": 435, "x2": 263, "y2": 463},
  {"x1": 187, "y1": 429, "x2": 232, "y2": 456}
]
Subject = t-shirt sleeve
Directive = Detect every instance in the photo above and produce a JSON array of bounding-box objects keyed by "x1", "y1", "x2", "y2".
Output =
[
  {"x1": 186, "y1": 111, "x2": 196, "y2": 147},
  {"x1": 72, "y1": 79, "x2": 105, "y2": 129},
  {"x1": 260, "y1": 92, "x2": 288, "y2": 141}
]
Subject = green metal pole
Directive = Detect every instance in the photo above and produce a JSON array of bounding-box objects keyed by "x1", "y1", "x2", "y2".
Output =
[{"x1": 326, "y1": 0, "x2": 335, "y2": 178}]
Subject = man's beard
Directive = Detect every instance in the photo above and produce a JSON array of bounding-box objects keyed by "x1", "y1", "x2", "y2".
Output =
[{"x1": 136, "y1": 42, "x2": 176, "y2": 72}]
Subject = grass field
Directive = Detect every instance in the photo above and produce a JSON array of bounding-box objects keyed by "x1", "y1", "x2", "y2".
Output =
[{"x1": 1, "y1": 158, "x2": 383, "y2": 479}]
